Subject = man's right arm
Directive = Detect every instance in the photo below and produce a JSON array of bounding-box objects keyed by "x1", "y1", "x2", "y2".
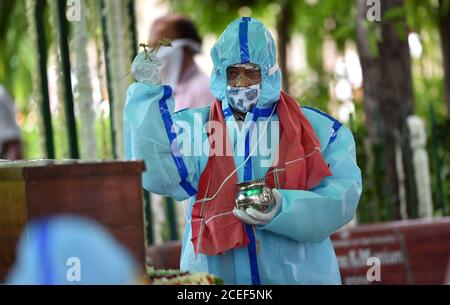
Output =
[{"x1": 124, "y1": 82, "x2": 206, "y2": 201}]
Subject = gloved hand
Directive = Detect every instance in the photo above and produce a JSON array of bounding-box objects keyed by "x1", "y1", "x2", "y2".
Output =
[
  {"x1": 131, "y1": 50, "x2": 162, "y2": 86},
  {"x1": 232, "y1": 189, "x2": 282, "y2": 226}
]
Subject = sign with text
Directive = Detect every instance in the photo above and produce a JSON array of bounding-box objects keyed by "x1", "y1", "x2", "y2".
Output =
[{"x1": 332, "y1": 218, "x2": 450, "y2": 284}]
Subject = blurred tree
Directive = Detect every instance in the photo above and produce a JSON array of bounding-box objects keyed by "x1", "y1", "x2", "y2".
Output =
[
  {"x1": 276, "y1": 0, "x2": 292, "y2": 91},
  {"x1": 401, "y1": 0, "x2": 450, "y2": 217},
  {"x1": 0, "y1": 0, "x2": 54, "y2": 159},
  {"x1": 407, "y1": 0, "x2": 450, "y2": 116},
  {"x1": 438, "y1": 0, "x2": 450, "y2": 115},
  {"x1": 357, "y1": 0, "x2": 416, "y2": 219},
  {"x1": 289, "y1": 0, "x2": 355, "y2": 111},
  {"x1": 356, "y1": 1, "x2": 381, "y2": 142},
  {"x1": 0, "y1": 0, "x2": 35, "y2": 106}
]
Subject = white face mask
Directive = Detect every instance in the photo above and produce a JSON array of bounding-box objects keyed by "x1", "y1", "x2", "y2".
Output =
[
  {"x1": 156, "y1": 39, "x2": 202, "y2": 90},
  {"x1": 226, "y1": 84, "x2": 261, "y2": 113},
  {"x1": 156, "y1": 46, "x2": 184, "y2": 89}
]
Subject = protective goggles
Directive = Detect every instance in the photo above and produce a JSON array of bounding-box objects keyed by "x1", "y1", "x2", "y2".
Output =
[{"x1": 226, "y1": 63, "x2": 261, "y2": 87}]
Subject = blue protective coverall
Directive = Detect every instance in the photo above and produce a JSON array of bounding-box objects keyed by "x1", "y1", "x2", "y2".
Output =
[{"x1": 124, "y1": 17, "x2": 362, "y2": 284}]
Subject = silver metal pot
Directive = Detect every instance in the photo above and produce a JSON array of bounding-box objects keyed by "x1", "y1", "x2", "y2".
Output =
[{"x1": 235, "y1": 179, "x2": 275, "y2": 212}]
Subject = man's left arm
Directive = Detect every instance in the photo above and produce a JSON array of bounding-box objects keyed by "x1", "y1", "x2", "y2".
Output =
[{"x1": 259, "y1": 125, "x2": 362, "y2": 243}]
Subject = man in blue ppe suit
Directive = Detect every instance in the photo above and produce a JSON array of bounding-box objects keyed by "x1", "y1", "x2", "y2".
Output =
[{"x1": 124, "y1": 17, "x2": 362, "y2": 284}]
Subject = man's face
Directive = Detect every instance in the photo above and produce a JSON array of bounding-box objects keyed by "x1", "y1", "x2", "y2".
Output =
[
  {"x1": 148, "y1": 19, "x2": 178, "y2": 47},
  {"x1": 226, "y1": 63, "x2": 261, "y2": 87}
]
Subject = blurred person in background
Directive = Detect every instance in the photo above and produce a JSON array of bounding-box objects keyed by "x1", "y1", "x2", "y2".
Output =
[
  {"x1": 7, "y1": 215, "x2": 141, "y2": 285},
  {"x1": 0, "y1": 84, "x2": 23, "y2": 160},
  {"x1": 148, "y1": 15, "x2": 213, "y2": 111}
]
